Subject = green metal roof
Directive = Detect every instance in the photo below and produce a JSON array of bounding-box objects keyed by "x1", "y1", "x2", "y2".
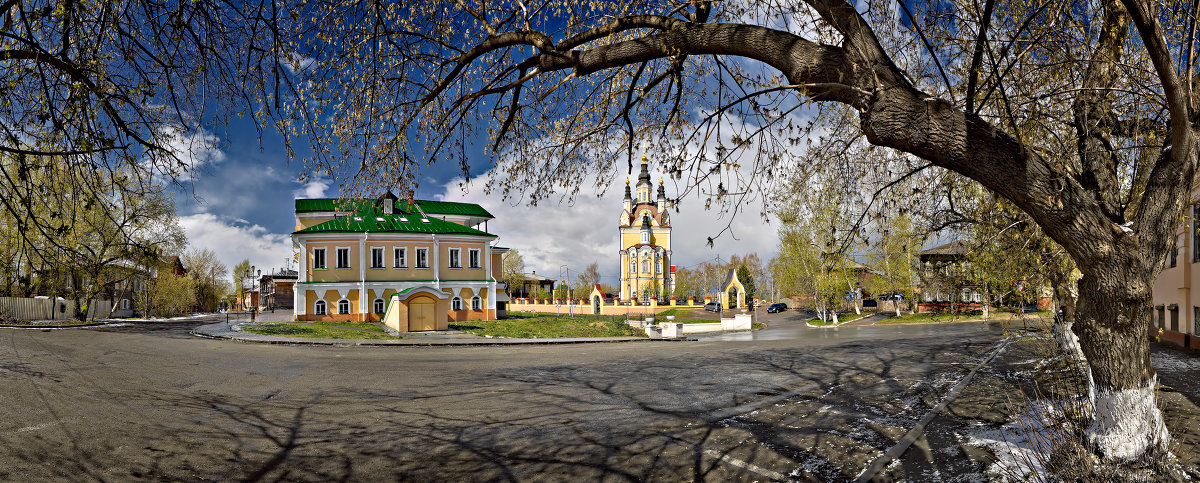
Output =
[
  {"x1": 293, "y1": 207, "x2": 496, "y2": 237},
  {"x1": 294, "y1": 198, "x2": 492, "y2": 218}
]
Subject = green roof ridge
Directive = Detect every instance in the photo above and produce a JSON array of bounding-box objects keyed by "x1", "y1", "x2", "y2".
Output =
[
  {"x1": 293, "y1": 206, "x2": 495, "y2": 237},
  {"x1": 295, "y1": 197, "x2": 492, "y2": 218}
]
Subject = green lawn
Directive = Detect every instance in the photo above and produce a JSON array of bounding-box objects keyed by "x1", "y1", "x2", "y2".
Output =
[
  {"x1": 807, "y1": 317, "x2": 837, "y2": 326},
  {"x1": 654, "y1": 308, "x2": 723, "y2": 323},
  {"x1": 242, "y1": 321, "x2": 399, "y2": 339},
  {"x1": 453, "y1": 313, "x2": 646, "y2": 338}
]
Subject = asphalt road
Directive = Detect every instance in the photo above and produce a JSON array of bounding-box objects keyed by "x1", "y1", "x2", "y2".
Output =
[{"x1": 0, "y1": 312, "x2": 1009, "y2": 481}]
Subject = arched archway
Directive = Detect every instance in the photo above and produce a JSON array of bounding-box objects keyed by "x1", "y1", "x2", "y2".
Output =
[
  {"x1": 727, "y1": 287, "x2": 740, "y2": 309},
  {"x1": 592, "y1": 294, "x2": 601, "y2": 314}
]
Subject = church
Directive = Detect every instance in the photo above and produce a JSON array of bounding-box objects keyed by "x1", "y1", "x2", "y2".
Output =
[{"x1": 618, "y1": 158, "x2": 675, "y2": 302}]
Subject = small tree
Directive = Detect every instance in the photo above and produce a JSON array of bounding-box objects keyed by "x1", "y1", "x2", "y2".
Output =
[
  {"x1": 231, "y1": 259, "x2": 251, "y2": 310},
  {"x1": 144, "y1": 271, "x2": 196, "y2": 318},
  {"x1": 867, "y1": 212, "x2": 920, "y2": 317},
  {"x1": 501, "y1": 250, "x2": 525, "y2": 296}
]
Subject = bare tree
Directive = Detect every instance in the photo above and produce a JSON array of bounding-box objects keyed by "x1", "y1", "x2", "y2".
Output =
[{"x1": 270, "y1": 0, "x2": 1195, "y2": 465}]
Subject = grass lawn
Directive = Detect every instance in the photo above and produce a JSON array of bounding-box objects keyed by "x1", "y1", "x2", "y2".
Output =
[
  {"x1": 242, "y1": 321, "x2": 399, "y2": 339},
  {"x1": 654, "y1": 308, "x2": 725, "y2": 323},
  {"x1": 453, "y1": 313, "x2": 645, "y2": 338},
  {"x1": 807, "y1": 317, "x2": 837, "y2": 326},
  {"x1": 879, "y1": 311, "x2": 1054, "y2": 325}
]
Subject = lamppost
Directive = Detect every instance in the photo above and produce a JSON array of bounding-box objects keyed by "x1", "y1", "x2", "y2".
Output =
[{"x1": 243, "y1": 266, "x2": 259, "y2": 321}]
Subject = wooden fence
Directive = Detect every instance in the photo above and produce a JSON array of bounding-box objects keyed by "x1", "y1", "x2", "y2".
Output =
[{"x1": 0, "y1": 297, "x2": 113, "y2": 322}]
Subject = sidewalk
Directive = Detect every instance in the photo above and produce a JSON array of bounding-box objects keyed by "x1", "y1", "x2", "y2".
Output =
[{"x1": 191, "y1": 321, "x2": 666, "y2": 346}]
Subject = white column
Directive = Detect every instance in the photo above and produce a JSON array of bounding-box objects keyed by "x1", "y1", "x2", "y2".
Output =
[
  {"x1": 295, "y1": 237, "x2": 306, "y2": 316},
  {"x1": 359, "y1": 235, "x2": 368, "y2": 315},
  {"x1": 432, "y1": 235, "x2": 440, "y2": 288}
]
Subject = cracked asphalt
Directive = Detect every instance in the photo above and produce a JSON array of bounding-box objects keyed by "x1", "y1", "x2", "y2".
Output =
[{"x1": 0, "y1": 312, "x2": 1026, "y2": 481}]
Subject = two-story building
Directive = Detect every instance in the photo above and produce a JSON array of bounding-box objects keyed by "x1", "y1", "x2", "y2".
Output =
[
  {"x1": 1151, "y1": 203, "x2": 1200, "y2": 348},
  {"x1": 292, "y1": 192, "x2": 508, "y2": 330}
]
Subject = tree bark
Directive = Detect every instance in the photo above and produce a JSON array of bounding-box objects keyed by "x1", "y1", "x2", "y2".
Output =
[{"x1": 1075, "y1": 262, "x2": 1168, "y2": 460}]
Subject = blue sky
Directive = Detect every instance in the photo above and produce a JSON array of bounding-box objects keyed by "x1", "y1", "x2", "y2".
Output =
[{"x1": 169, "y1": 116, "x2": 780, "y2": 286}]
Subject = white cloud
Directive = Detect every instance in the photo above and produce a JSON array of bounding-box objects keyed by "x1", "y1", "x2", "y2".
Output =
[
  {"x1": 293, "y1": 175, "x2": 331, "y2": 199},
  {"x1": 435, "y1": 170, "x2": 779, "y2": 286},
  {"x1": 155, "y1": 125, "x2": 225, "y2": 179},
  {"x1": 179, "y1": 213, "x2": 295, "y2": 276}
]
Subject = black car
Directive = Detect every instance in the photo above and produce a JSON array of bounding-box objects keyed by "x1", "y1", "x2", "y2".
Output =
[
  {"x1": 704, "y1": 302, "x2": 722, "y2": 312},
  {"x1": 766, "y1": 302, "x2": 788, "y2": 313}
]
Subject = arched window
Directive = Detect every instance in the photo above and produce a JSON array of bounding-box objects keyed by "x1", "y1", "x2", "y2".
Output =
[
  {"x1": 337, "y1": 299, "x2": 350, "y2": 314},
  {"x1": 373, "y1": 298, "x2": 385, "y2": 314},
  {"x1": 471, "y1": 296, "x2": 481, "y2": 310},
  {"x1": 314, "y1": 300, "x2": 327, "y2": 315},
  {"x1": 452, "y1": 296, "x2": 463, "y2": 310},
  {"x1": 629, "y1": 260, "x2": 636, "y2": 274},
  {"x1": 642, "y1": 260, "x2": 649, "y2": 273},
  {"x1": 641, "y1": 230, "x2": 649, "y2": 244}
]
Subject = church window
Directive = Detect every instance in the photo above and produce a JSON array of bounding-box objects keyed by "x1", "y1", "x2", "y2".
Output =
[
  {"x1": 642, "y1": 260, "x2": 650, "y2": 273},
  {"x1": 641, "y1": 230, "x2": 649, "y2": 244},
  {"x1": 629, "y1": 260, "x2": 636, "y2": 274},
  {"x1": 656, "y1": 261, "x2": 662, "y2": 273}
]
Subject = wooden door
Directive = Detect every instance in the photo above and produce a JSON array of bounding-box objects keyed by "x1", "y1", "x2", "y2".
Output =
[{"x1": 409, "y1": 298, "x2": 437, "y2": 331}]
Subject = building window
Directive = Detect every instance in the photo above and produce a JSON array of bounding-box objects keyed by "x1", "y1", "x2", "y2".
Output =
[
  {"x1": 469, "y1": 249, "x2": 480, "y2": 268},
  {"x1": 374, "y1": 298, "x2": 385, "y2": 314},
  {"x1": 1194, "y1": 205, "x2": 1200, "y2": 263},
  {"x1": 313, "y1": 248, "x2": 327, "y2": 269},
  {"x1": 1170, "y1": 242, "x2": 1179, "y2": 268},
  {"x1": 337, "y1": 299, "x2": 350, "y2": 314},
  {"x1": 452, "y1": 296, "x2": 463, "y2": 310},
  {"x1": 471, "y1": 296, "x2": 481, "y2": 310},
  {"x1": 629, "y1": 260, "x2": 636, "y2": 274},
  {"x1": 371, "y1": 247, "x2": 384, "y2": 268},
  {"x1": 642, "y1": 260, "x2": 649, "y2": 273},
  {"x1": 336, "y1": 247, "x2": 350, "y2": 269},
  {"x1": 655, "y1": 261, "x2": 662, "y2": 274},
  {"x1": 416, "y1": 248, "x2": 429, "y2": 268},
  {"x1": 449, "y1": 248, "x2": 461, "y2": 268},
  {"x1": 395, "y1": 247, "x2": 407, "y2": 268},
  {"x1": 314, "y1": 300, "x2": 326, "y2": 315},
  {"x1": 120, "y1": 299, "x2": 130, "y2": 310}
]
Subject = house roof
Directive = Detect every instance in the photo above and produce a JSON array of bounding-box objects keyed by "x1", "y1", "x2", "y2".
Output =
[
  {"x1": 920, "y1": 240, "x2": 970, "y2": 256},
  {"x1": 294, "y1": 198, "x2": 493, "y2": 218},
  {"x1": 293, "y1": 207, "x2": 496, "y2": 237}
]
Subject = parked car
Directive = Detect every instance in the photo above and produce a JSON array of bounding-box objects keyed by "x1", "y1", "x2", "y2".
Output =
[
  {"x1": 704, "y1": 302, "x2": 722, "y2": 312},
  {"x1": 766, "y1": 302, "x2": 788, "y2": 313}
]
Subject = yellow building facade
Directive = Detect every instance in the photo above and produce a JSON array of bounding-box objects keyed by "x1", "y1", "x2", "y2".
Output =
[
  {"x1": 619, "y1": 159, "x2": 674, "y2": 301},
  {"x1": 292, "y1": 192, "x2": 508, "y2": 330}
]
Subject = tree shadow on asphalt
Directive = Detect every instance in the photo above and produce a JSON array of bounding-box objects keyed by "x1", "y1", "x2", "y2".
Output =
[{"x1": 0, "y1": 335, "x2": 999, "y2": 482}]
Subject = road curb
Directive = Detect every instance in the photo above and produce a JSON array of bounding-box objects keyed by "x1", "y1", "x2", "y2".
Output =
[
  {"x1": 854, "y1": 337, "x2": 1013, "y2": 482},
  {"x1": 191, "y1": 323, "x2": 689, "y2": 346},
  {"x1": 0, "y1": 322, "x2": 126, "y2": 330}
]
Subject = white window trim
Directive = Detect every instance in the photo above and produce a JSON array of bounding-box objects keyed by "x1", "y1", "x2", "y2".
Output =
[
  {"x1": 335, "y1": 246, "x2": 352, "y2": 270},
  {"x1": 471, "y1": 296, "x2": 481, "y2": 311},
  {"x1": 469, "y1": 249, "x2": 481, "y2": 269},
  {"x1": 314, "y1": 300, "x2": 327, "y2": 315},
  {"x1": 373, "y1": 298, "x2": 385, "y2": 314},
  {"x1": 416, "y1": 247, "x2": 430, "y2": 268},
  {"x1": 394, "y1": 247, "x2": 407, "y2": 268},
  {"x1": 449, "y1": 248, "x2": 462, "y2": 269},
  {"x1": 337, "y1": 298, "x2": 351, "y2": 314},
  {"x1": 313, "y1": 247, "x2": 327, "y2": 270},
  {"x1": 371, "y1": 247, "x2": 385, "y2": 269},
  {"x1": 451, "y1": 296, "x2": 463, "y2": 310}
]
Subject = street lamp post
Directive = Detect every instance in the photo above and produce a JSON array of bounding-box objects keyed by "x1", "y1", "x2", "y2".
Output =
[{"x1": 244, "y1": 266, "x2": 259, "y2": 322}]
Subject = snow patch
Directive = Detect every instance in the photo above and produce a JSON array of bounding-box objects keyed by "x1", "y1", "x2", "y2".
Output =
[
  {"x1": 1152, "y1": 350, "x2": 1200, "y2": 372},
  {"x1": 968, "y1": 399, "x2": 1071, "y2": 481}
]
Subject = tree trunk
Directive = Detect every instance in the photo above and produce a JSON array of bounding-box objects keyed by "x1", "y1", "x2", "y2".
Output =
[
  {"x1": 1052, "y1": 275, "x2": 1085, "y2": 361},
  {"x1": 1074, "y1": 267, "x2": 1168, "y2": 461}
]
